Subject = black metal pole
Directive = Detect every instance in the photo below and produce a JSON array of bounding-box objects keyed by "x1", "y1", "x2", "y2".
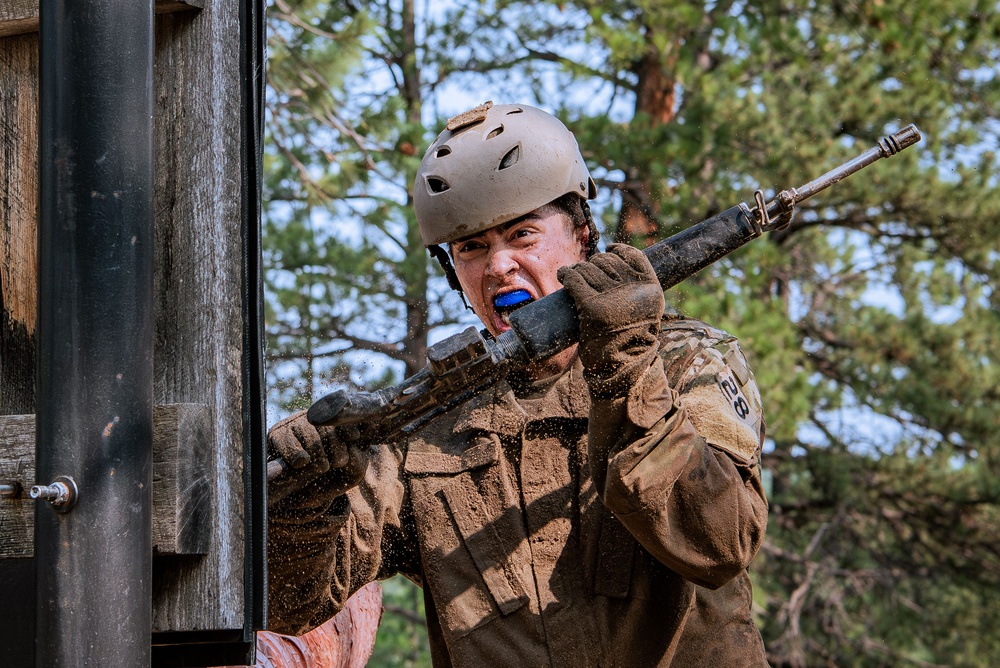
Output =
[{"x1": 36, "y1": 0, "x2": 154, "y2": 665}]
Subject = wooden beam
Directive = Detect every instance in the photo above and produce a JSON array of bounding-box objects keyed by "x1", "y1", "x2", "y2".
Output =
[
  {"x1": 0, "y1": 403, "x2": 212, "y2": 558},
  {"x1": 0, "y1": 1, "x2": 36, "y2": 39},
  {"x1": 0, "y1": 32, "x2": 37, "y2": 414},
  {"x1": 0, "y1": 0, "x2": 204, "y2": 38},
  {"x1": 0, "y1": 0, "x2": 253, "y2": 635},
  {"x1": 150, "y1": 5, "x2": 252, "y2": 632},
  {"x1": 0, "y1": 414, "x2": 33, "y2": 559},
  {"x1": 156, "y1": 0, "x2": 206, "y2": 12},
  {"x1": 152, "y1": 403, "x2": 213, "y2": 555}
]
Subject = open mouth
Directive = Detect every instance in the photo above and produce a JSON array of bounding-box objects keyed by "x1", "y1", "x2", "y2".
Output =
[{"x1": 493, "y1": 289, "x2": 534, "y2": 326}]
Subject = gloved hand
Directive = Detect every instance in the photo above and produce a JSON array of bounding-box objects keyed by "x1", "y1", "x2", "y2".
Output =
[
  {"x1": 267, "y1": 410, "x2": 368, "y2": 508},
  {"x1": 557, "y1": 243, "x2": 665, "y2": 399}
]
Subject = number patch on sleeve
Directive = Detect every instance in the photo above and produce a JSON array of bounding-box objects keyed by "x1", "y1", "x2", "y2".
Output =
[{"x1": 717, "y1": 367, "x2": 759, "y2": 429}]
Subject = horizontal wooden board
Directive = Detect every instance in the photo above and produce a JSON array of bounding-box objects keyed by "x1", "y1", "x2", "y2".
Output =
[
  {"x1": 0, "y1": 0, "x2": 204, "y2": 38},
  {"x1": 0, "y1": 404, "x2": 211, "y2": 559}
]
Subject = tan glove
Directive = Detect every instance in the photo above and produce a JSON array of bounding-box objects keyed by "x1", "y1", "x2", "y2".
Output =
[
  {"x1": 267, "y1": 410, "x2": 368, "y2": 508},
  {"x1": 557, "y1": 243, "x2": 665, "y2": 399}
]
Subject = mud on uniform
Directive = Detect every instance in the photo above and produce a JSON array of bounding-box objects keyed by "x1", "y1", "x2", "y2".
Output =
[{"x1": 269, "y1": 315, "x2": 769, "y2": 667}]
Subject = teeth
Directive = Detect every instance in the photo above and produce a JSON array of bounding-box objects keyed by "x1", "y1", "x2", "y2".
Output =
[{"x1": 500, "y1": 313, "x2": 511, "y2": 326}]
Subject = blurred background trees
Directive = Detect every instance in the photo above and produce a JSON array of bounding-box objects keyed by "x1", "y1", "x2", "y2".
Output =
[{"x1": 264, "y1": 1, "x2": 1000, "y2": 665}]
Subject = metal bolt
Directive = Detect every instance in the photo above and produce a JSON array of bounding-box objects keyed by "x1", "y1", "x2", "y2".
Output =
[
  {"x1": 0, "y1": 482, "x2": 21, "y2": 498},
  {"x1": 30, "y1": 476, "x2": 78, "y2": 512}
]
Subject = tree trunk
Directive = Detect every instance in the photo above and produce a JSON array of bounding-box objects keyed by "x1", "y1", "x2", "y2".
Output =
[
  {"x1": 616, "y1": 29, "x2": 678, "y2": 247},
  {"x1": 399, "y1": 0, "x2": 430, "y2": 379}
]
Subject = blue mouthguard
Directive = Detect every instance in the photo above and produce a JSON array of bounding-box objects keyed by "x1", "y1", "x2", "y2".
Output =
[{"x1": 493, "y1": 290, "x2": 532, "y2": 309}]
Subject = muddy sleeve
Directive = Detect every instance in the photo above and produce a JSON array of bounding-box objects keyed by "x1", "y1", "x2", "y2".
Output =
[
  {"x1": 267, "y1": 441, "x2": 419, "y2": 635},
  {"x1": 587, "y1": 340, "x2": 768, "y2": 590}
]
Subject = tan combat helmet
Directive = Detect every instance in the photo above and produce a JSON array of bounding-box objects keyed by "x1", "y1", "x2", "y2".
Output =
[{"x1": 414, "y1": 101, "x2": 598, "y2": 247}]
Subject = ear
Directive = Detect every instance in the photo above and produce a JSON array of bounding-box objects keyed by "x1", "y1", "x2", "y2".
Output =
[{"x1": 577, "y1": 223, "x2": 590, "y2": 260}]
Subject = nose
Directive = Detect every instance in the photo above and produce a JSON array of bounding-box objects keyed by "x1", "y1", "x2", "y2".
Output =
[{"x1": 485, "y1": 247, "x2": 519, "y2": 279}]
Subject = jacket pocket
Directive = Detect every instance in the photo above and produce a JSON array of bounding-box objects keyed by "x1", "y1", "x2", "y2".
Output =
[
  {"x1": 441, "y1": 474, "x2": 531, "y2": 615},
  {"x1": 406, "y1": 434, "x2": 531, "y2": 641}
]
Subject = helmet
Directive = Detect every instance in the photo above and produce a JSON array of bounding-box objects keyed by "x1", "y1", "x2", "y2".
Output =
[{"x1": 414, "y1": 102, "x2": 597, "y2": 247}]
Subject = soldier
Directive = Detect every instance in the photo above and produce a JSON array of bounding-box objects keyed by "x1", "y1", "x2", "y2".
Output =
[{"x1": 268, "y1": 102, "x2": 769, "y2": 666}]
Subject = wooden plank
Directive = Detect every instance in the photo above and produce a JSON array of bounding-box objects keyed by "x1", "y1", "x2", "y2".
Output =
[
  {"x1": 156, "y1": 0, "x2": 206, "y2": 12},
  {"x1": 150, "y1": 3, "x2": 248, "y2": 632},
  {"x1": 0, "y1": 414, "x2": 33, "y2": 557},
  {"x1": 0, "y1": 0, "x2": 204, "y2": 38},
  {"x1": 0, "y1": 0, "x2": 36, "y2": 39},
  {"x1": 0, "y1": 404, "x2": 213, "y2": 559},
  {"x1": 153, "y1": 403, "x2": 213, "y2": 555},
  {"x1": 0, "y1": 32, "x2": 37, "y2": 416}
]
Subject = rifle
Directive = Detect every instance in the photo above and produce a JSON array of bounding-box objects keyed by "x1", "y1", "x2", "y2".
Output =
[{"x1": 267, "y1": 124, "x2": 922, "y2": 482}]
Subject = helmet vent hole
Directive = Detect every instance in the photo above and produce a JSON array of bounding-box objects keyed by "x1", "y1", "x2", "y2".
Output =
[
  {"x1": 486, "y1": 125, "x2": 504, "y2": 139},
  {"x1": 498, "y1": 145, "x2": 520, "y2": 170},
  {"x1": 426, "y1": 176, "x2": 450, "y2": 194},
  {"x1": 435, "y1": 146, "x2": 452, "y2": 158},
  {"x1": 506, "y1": 108, "x2": 523, "y2": 115}
]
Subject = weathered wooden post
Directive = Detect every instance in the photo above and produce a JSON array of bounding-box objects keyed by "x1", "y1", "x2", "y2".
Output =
[{"x1": 0, "y1": 0, "x2": 266, "y2": 665}]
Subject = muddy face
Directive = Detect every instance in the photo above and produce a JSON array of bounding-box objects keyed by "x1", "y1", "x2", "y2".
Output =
[{"x1": 451, "y1": 207, "x2": 588, "y2": 338}]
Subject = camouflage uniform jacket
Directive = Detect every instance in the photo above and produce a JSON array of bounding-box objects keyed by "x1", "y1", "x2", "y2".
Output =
[{"x1": 269, "y1": 316, "x2": 770, "y2": 667}]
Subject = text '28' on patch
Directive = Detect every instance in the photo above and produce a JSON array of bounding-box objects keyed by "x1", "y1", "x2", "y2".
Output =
[{"x1": 716, "y1": 367, "x2": 759, "y2": 429}]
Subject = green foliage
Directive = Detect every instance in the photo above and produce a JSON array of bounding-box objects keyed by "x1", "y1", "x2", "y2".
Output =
[
  {"x1": 266, "y1": 0, "x2": 1000, "y2": 665},
  {"x1": 370, "y1": 576, "x2": 432, "y2": 667},
  {"x1": 265, "y1": 0, "x2": 474, "y2": 416}
]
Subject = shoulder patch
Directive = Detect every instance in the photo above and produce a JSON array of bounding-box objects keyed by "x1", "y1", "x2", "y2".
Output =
[
  {"x1": 657, "y1": 315, "x2": 764, "y2": 464},
  {"x1": 716, "y1": 366, "x2": 759, "y2": 431}
]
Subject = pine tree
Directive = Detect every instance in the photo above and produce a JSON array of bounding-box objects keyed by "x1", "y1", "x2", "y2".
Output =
[{"x1": 265, "y1": 0, "x2": 468, "y2": 415}]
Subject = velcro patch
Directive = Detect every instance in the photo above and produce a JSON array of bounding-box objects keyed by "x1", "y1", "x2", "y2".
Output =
[
  {"x1": 717, "y1": 367, "x2": 759, "y2": 431},
  {"x1": 446, "y1": 101, "x2": 493, "y2": 131}
]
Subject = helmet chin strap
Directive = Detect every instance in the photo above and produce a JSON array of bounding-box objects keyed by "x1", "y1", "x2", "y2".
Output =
[{"x1": 427, "y1": 244, "x2": 472, "y2": 310}]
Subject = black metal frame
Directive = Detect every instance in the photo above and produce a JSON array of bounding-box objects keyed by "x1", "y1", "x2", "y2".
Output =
[{"x1": 243, "y1": 0, "x2": 269, "y2": 639}]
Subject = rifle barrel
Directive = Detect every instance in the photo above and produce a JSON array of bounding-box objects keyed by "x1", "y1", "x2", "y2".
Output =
[{"x1": 765, "y1": 124, "x2": 922, "y2": 222}]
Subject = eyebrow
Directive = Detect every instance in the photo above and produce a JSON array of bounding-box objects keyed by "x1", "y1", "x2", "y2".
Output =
[{"x1": 451, "y1": 213, "x2": 541, "y2": 245}]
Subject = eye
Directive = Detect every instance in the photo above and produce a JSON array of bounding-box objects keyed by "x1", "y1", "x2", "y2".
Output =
[
  {"x1": 455, "y1": 239, "x2": 486, "y2": 254},
  {"x1": 507, "y1": 224, "x2": 537, "y2": 243}
]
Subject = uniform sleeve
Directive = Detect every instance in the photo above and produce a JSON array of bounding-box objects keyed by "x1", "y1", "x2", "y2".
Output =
[
  {"x1": 587, "y1": 336, "x2": 768, "y2": 589},
  {"x1": 267, "y1": 442, "x2": 419, "y2": 635}
]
